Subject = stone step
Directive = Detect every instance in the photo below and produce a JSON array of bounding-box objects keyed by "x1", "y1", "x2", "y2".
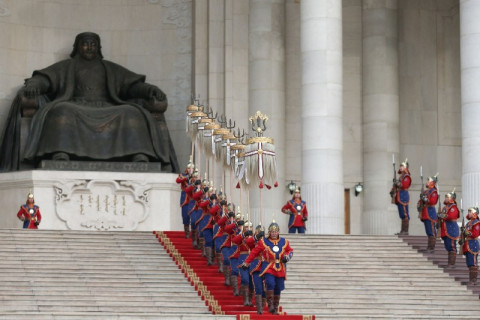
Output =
[{"x1": 0, "y1": 313, "x2": 232, "y2": 320}]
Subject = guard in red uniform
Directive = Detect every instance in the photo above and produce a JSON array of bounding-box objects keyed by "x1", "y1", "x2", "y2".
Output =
[
  {"x1": 241, "y1": 221, "x2": 293, "y2": 315},
  {"x1": 229, "y1": 216, "x2": 245, "y2": 296},
  {"x1": 462, "y1": 207, "x2": 480, "y2": 285},
  {"x1": 17, "y1": 193, "x2": 41, "y2": 229},
  {"x1": 394, "y1": 159, "x2": 411, "y2": 235},
  {"x1": 235, "y1": 221, "x2": 254, "y2": 306},
  {"x1": 438, "y1": 189, "x2": 460, "y2": 268},
  {"x1": 176, "y1": 160, "x2": 194, "y2": 238},
  {"x1": 249, "y1": 225, "x2": 267, "y2": 314},
  {"x1": 198, "y1": 191, "x2": 216, "y2": 265},
  {"x1": 219, "y1": 210, "x2": 237, "y2": 286},
  {"x1": 189, "y1": 178, "x2": 204, "y2": 249},
  {"x1": 419, "y1": 175, "x2": 438, "y2": 253},
  {"x1": 211, "y1": 193, "x2": 226, "y2": 272},
  {"x1": 281, "y1": 187, "x2": 308, "y2": 233},
  {"x1": 197, "y1": 182, "x2": 213, "y2": 257}
]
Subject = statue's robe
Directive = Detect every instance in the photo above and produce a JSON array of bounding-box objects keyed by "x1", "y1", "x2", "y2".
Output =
[{"x1": 0, "y1": 56, "x2": 179, "y2": 172}]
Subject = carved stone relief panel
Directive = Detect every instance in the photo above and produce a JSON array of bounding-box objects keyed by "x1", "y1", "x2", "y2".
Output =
[{"x1": 54, "y1": 180, "x2": 151, "y2": 231}]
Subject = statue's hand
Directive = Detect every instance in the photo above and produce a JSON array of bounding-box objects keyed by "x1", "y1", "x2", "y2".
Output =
[
  {"x1": 150, "y1": 87, "x2": 166, "y2": 101},
  {"x1": 22, "y1": 84, "x2": 42, "y2": 99}
]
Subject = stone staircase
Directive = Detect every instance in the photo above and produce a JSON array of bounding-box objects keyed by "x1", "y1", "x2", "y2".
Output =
[
  {"x1": 280, "y1": 234, "x2": 480, "y2": 319},
  {"x1": 400, "y1": 235, "x2": 480, "y2": 296},
  {"x1": 3, "y1": 230, "x2": 480, "y2": 320},
  {"x1": 0, "y1": 229, "x2": 234, "y2": 320}
]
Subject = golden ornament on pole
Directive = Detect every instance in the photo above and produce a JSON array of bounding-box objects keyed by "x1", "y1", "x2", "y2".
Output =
[{"x1": 244, "y1": 111, "x2": 278, "y2": 189}]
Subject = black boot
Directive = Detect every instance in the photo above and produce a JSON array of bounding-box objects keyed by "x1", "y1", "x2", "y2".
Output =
[
  {"x1": 248, "y1": 288, "x2": 254, "y2": 307},
  {"x1": 428, "y1": 236, "x2": 436, "y2": 253},
  {"x1": 216, "y1": 252, "x2": 223, "y2": 273},
  {"x1": 223, "y1": 266, "x2": 231, "y2": 286},
  {"x1": 205, "y1": 247, "x2": 214, "y2": 266},
  {"x1": 399, "y1": 219, "x2": 409, "y2": 235},
  {"x1": 446, "y1": 251, "x2": 456, "y2": 269},
  {"x1": 266, "y1": 290, "x2": 274, "y2": 314},
  {"x1": 255, "y1": 295, "x2": 263, "y2": 314},
  {"x1": 241, "y1": 284, "x2": 248, "y2": 305},
  {"x1": 199, "y1": 237, "x2": 206, "y2": 257},
  {"x1": 191, "y1": 229, "x2": 198, "y2": 248},
  {"x1": 231, "y1": 275, "x2": 239, "y2": 296},
  {"x1": 184, "y1": 225, "x2": 190, "y2": 238},
  {"x1": 273, "y1": 294, "x2": 281, "y2": 315},
  {"x1": 469, "y1": 266, "x2": 478, "y2": 285}
]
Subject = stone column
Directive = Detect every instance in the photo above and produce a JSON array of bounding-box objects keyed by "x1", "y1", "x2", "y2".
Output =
[
  {"x1": 248, "y1": 0, "x2": 286, "y2": 229},
  {"x1": 461, "y1": 0, "x2": 480, "y2": 209},
  {"x1": 362, "y1": 0, "x2": 399, "y2": 234},
  {"x1": 301, "y1": 0, "x2": 344, "y2": 234},
  {"x1": 208, "y1": 0, "x2": 225, "y2": 111}
]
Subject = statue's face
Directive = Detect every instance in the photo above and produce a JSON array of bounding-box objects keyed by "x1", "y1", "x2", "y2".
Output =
[{"x1": 78, "y1": 37, "x2": 99, "y2": 61}]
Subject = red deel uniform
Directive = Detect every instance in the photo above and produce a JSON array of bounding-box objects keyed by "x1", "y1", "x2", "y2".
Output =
[
  {"x1": 245, "y1": 237, "x2": 293, "y2": 278},
  {"x1": 282, "y1": 199, "x2": 308, "y2": 228},
  {"x1": 17, "y1": 204, "x2": 41, "y2": 229},
  {"x1": 175, "y1": 172, "x2": 189, "y2": 191},
  {"x1": 421, "y1": 187, "x2": 438, "y2": 221},
  {"x1": 182, "y1": 182, "x2": 195, "y2": 207},
  {"x1": 463, "y1": 219, "x2": 480, "y2": 254},
  {"x1": 395, "y1": 172, "x2": 411, "y2": 204},
  {"x1": 440, "y1": 203, "x2": 460, "y2": 239},
  {"x1": 230, "y1": 233, "x2": 250, "y2": 259}
]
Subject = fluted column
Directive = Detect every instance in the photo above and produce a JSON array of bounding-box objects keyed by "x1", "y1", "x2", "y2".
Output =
[
  {"x1": 301, "y1": 0, "x2": 344, "y2": 234},
  {"x1": 461, "y1": 0, "x2": 480, "y2": 208},
  {"x1": 248, "y1": 0, "x2": 286, "y2": 229},
  {"x1": 362, "y1": 0, "x2": 399, "y2": 234}
]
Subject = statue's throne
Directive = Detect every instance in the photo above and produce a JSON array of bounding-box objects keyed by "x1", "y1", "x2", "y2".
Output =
[{"x1": 3, "y1": 93, "x2": 177, "y2": 172}]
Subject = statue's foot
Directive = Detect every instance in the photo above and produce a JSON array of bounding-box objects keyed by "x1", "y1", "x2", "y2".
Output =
[
  {"x1": 132, "y1": 154, "x2": 149, "y2": 162},
  {"x1": 52, "y1": 152, "x2": 70, "y2": 161}
]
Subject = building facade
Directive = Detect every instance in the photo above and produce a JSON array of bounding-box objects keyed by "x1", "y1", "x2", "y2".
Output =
[{"x1": 0, "y1": 0, "x2": 469, "y2": 235}]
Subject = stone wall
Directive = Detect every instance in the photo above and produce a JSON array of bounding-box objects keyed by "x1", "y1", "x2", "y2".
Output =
[
  {"x1": 398, "y1": 0, "x2": 461, "y2": 234},
  {"x1": 0, "y1": 0, "x2": 462, "y2": 234},
  {"x1": 0, "y1": 0, "x2": 193, "y2": 169}
]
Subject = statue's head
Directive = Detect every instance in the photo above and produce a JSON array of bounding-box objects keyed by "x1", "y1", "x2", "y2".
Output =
[{"x1": 70, "y1": 32, "x2": 104, "y2": 59}]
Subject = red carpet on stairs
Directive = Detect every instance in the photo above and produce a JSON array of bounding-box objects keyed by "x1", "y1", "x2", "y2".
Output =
[{"x1": 154, "y1": 230, "x2": 315, "y2": 320}]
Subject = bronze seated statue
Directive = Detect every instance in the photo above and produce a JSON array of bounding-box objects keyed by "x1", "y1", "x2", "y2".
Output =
[{"x1": 0, "y1": 32, "x2": 179, "y2": 172}]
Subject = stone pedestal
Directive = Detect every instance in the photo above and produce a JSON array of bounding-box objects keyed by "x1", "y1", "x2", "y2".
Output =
[{"x1": 0, "y1": 170, "x2": 181, "y2": 231}]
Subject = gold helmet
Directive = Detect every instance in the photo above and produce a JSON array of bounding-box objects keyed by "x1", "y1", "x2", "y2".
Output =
[
  {"x1": 186, "y1": 155, "x2": 195, "y2": 169},
  {"x1": 400, "y1": 158, "x2": 409, "y2": 168},
  {"x1": 427, "y1": 173, "x2": 439, "y2": 184},
  {"x1": 468, "y1": 206, "x2": 479, "y2": 220},
  {"x1": 446, "y1": 188, "x2": 456, "y2": 201},
  {"x1": 268, "y1": 220, "x2": 280, "y2": 233},
  {"x1": 192, "y1": 168, "x2": 199, "y2": 178},
  {"x1": 294, "y1": 186, "x2": 301, "y2": 194},
  {"x1": 27, "y1": 192, "x2": 34, "y2": 202}
]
